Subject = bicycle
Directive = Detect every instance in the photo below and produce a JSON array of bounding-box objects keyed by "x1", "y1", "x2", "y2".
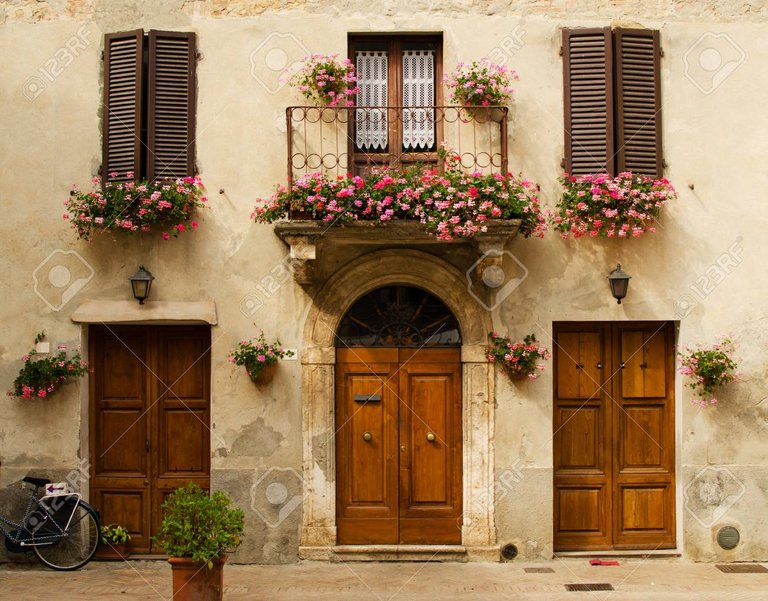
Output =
[{"x1": 1, "y1": 475, "x2": 101, "y2": 570}]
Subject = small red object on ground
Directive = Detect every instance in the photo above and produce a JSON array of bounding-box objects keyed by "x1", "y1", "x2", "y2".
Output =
[{"x1": 590, "y1": 558, "x2": 621, "y2": 566}]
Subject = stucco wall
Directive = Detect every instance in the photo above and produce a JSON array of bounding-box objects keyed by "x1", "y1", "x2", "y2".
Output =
[{"x1": 1, "y1": 0, "x2": 766, "y2": 563}]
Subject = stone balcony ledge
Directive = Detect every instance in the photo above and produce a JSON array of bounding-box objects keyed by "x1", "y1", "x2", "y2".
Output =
[{"x1": 274, "y1": 219, "x2": 522, "y2": 284}]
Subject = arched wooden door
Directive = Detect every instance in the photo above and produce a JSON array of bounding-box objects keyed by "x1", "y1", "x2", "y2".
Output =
[{"x1": 335, "y1": 286, "x2": 463, "y2": 544}]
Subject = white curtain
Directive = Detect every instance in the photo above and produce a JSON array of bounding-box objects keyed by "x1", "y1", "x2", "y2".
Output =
[
  {"x1": 402, "y1": 50, "x2": 435, "y2": 151},
  {"x1": 355, "y1": 51, "x2": 388, "y2": 151}
]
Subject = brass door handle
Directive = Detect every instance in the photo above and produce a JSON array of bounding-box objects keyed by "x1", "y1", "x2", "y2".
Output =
[
  {"x1": 362, "y1": 431, "x2": 372, "y2": 442},
  {"x1": 426, "y1": 432, "x2": 436, "y2": 442},
  {"x1": 143, "y1": 480, "x2": 149, "y2": 486}
]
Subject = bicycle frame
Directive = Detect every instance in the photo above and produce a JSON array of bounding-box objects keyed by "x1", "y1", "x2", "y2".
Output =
[{"x1": 0, "y1": 490, "x2": 83, "y2": 548}]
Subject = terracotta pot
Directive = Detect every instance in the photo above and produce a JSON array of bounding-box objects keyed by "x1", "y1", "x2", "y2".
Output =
[
  {"x1": 248, "y1": 361, "x2": 277, "y2": 385},
  {"x1": 96, "y1": 542, "x2": 129, "y2": 561},
  {"x1": 168, "y1": 556, "x2": 226, "y2": 601}
]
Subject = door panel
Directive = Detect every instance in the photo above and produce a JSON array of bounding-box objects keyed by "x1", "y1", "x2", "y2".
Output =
[
  {"x1": 335, "y1": 347, "x2": 461, "y2": 545},
  {"x1": 91, "y1": 326, "x2": 211, "y2": 554},
  {"x1": 336, "y1": 349, "x2": 399, "y2": 544},
  {"x1": 554, "y1": 322, "x2": 675, "y2": 551}
]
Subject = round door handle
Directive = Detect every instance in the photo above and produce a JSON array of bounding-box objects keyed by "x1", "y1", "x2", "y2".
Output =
[
  {"x1": 143, "y1": 480, "x2": 149, "y2": 486},
  {"x1": 362, "y1": 431, "x2": 372, "y2": 442},
  {"x1": 426, "y1": 432, "x2": 436, "y2": 442}
]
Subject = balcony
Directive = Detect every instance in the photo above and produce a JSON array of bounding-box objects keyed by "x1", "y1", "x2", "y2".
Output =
[
  {"x1": 285, "y1": 105, "x2": 508, "y2": 182},
  {"x1": 277, "y1": 105, "x2": 518, "y2": 285}
]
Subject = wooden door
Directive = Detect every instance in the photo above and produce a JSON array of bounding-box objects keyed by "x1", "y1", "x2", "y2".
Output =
[
  {"x1": 553, "y1": 322, "x2": 675, "y2": 551},
  {"x1": 90, "y1": 325, "x2": 211, "y2": 553},
  {"x1": 336, "y1": 347, "x2": 462, "y2": 544}
]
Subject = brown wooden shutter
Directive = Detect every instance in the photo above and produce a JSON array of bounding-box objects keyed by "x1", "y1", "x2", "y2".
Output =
[
  {"x1": 614, "y1": 29, "x2": 662, "y2": 178},
  {"x1": 562, "y1": 28, "x2": 614, "y2": 176},
  {"x1": 147, "y1": 31, "x2": 197, "y2": 180},
  {"x1": 103, "y1": 30, "x2": 144, "y2": 182}
]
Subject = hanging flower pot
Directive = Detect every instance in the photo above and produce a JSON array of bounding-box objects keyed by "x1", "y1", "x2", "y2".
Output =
[
  {"x1": 229, "y1": 332, "x2": 294, "y2": 386},
  {"x1": 248, "y1": 361, "x2": 278, "y2": 385},
  {"x1": 7, "y1": 333, "x2": 87, "y2": 399}
]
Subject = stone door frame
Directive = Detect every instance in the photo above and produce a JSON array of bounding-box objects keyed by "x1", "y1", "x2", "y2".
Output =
[{"x1": 298, "y1": 249, "x2": 497, "y2": 558}]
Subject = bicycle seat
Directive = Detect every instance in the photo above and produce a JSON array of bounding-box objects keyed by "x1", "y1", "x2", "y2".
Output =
[{"x1": 23, "y1": 476, "x2": 51, "y2": 488}]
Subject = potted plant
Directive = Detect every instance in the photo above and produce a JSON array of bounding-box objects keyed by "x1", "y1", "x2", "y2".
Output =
[
  {"x1": 65, "y1": 173, "x2": 207, "y2": 241},
  {"x1": 443, "y1": 59, "x2": 518, "y2": 116},
  {"x1": 7, "y1": 333, "x2": 88, "y2": 399},
  {"x1": 552, "y1": 172, "x2": 677, "y2": 239},
  {"x1": 251, "y1": 163, "x2": 548, "y2": 240},
  {"x1": 154, "y1": 483, "x2": 244, "y2": 601},
  {"x1": 286, "y1": 53, "x2": 359, "y2": 107},
  {"x1": 98, "y1": 524, "x2": 131, "y2": 560},
  {"x1": 229, "y1": 333, "x2": 295, "y2": 384},
  {"x1": 488, "y1": 332, "x2": 552, "y2": 380},
  {"x1": 679, "y1": 336, "x2": 739, "y2": 407}
]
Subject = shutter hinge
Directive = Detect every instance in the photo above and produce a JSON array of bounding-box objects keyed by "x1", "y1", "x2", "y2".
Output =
[
  {"x1": 100, "y1": 50, "x2": 104, "y2": 60},
  {"x1": 560, "y1": 158, "x2": 566, "y2": 169},
  {"x1": 659, "y1": 47, "x2": 665, "y2": 57},
  {"x1": 559, "y1": 46, "x2": 563, "y2": 56},
  {"x1": 196, "y1": 51, "x2": 202, "y2": 61}
]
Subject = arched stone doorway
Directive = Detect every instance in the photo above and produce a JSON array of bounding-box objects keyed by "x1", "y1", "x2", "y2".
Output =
[{"x1": 299, "y1": 250, "x2": 497, "y2": 559}]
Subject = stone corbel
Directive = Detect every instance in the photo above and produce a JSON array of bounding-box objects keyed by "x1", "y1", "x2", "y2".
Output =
[{"x1": 282, "y1": 234, "x2": 317, "y2": 285}]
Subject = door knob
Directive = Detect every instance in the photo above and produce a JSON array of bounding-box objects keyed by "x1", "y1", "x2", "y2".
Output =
[
  {"x1": 143, "y1": 480, "x2": 149, "y2": 486},
  {"x1": 426, "y1": 432, "x2": 436, "y2": 442},
  {"x1": 362, "y1": 431, "x2": 372, "y2": 442}
]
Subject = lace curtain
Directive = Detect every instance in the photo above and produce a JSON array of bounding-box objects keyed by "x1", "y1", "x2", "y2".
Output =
[
  {"x1": 402, "y1": 50, "x2": 435, "y2": 151},
  {"x1": 355, "y1": 51, "x2": 388, "y2": 151}
]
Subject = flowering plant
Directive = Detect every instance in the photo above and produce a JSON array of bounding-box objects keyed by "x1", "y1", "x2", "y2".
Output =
[
  {"x1": 487, "y1": 332, "x2": 552, "y2": 380},
  {"x1": 228, "y1": 333, "x2": 295, "y2": 381},
  {"x1": 8, "y1": 334, "x2": 87, "y2": 399},
  {"x1": 65, "y1": 173, "x2": 206, "y2": 241},
  {"x1": 552, "y1": 172, "x2": 677, "y2": 239},
  {"x1": 252, "y1": 163, "x2": 547, "y2": 240},
  {"x1": 287, "y1": 54, "x2": 359, "y2": 107},
  {"x1": 678, "y1": 337, "x2": 739, "y2": 407},
  {"x1": 444, "y1": 59, "x2": 518, "y2": 107}
]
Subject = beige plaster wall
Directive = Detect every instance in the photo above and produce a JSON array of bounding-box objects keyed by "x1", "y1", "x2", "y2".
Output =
[{"x1": 1, "y1": 0, "x2": 766, "y2": 563}]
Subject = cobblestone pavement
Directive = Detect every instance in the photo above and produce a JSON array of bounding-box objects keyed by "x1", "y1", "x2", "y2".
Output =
[{"x1": 1, "y1": 558, "x2": 767, "y2": 600}]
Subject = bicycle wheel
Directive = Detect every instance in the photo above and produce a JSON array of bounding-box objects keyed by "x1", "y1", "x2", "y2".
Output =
[{"x1": 33, "y1": 500, "x2": 100, "y2": 570}]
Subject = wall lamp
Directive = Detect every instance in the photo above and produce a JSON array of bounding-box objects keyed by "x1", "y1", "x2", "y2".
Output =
[
  {"x1": 608, "y1": 264, "x2": 631, "y2": 304},
  {"x1": 129, "y1": 265, "x2": 154, "y2": 305}
]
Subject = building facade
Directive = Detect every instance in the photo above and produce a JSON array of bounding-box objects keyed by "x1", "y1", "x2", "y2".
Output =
[{"x1": 1, "y1": 0, "x2": 767, "y2": 564}]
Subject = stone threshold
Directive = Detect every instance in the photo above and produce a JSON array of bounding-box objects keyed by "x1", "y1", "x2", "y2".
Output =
[
  {"x1": 300, "y1": 545, "x2": 500, "y2": 562},
  {"x1": 555, "y1": 549, "x2": 682, "y2": 558}
]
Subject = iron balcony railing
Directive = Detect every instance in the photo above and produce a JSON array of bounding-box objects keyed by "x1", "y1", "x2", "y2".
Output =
[{"x1": 286, "y1": 105, "x2": 508, "y2": 184}]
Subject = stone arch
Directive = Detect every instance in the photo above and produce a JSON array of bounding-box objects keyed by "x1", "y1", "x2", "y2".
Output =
[
  {"x1": 299, "y1": 249, "x2": 497, "y2": 560},
  {"x1": 303, "y1": 249, "x2": 489, "y2": 348}
]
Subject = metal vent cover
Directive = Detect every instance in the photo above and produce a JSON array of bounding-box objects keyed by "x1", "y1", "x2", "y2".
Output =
[
  {"x1": 565, "y1": 583, "x2": 615, "y2": 592},
  {"x1": 717, "y1": 526, "x2": 740, "y2": 550},
  {"x1": 500, "y1": 543, "x2": 518, "y2": 561},
  {"x1": 525, "y1": 567, "x2": 555, "y2": 573},
  {"x1": 716, "y1": 564, "x2": 768, "y2": 573}
]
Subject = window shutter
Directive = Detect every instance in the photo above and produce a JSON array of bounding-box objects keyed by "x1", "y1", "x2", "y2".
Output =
[
  {"x1": 562, "y1": 28, "x2": 614, "y2": 176},
  {"x1": 103, "y1": 30, "x2": 144, "y2": 182},
  {"x1": 147, "y1": 31, "x2": 196, "y2": 180},
  {"x1": 614, "y1": 28, "x2": 662, "y2": 178}
]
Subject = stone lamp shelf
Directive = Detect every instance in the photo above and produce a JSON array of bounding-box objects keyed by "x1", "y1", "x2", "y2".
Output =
[{"x1": 274, "y1": 219, "x2": 522, "y2": 285}]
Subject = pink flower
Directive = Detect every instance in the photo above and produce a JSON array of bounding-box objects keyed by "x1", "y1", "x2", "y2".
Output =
[
  {"x1": 257, "y1": 354, "x2": 266, "y2": 362},
  {"x1": 162, "y1": 232, "x2": 170, "y2": 240}
]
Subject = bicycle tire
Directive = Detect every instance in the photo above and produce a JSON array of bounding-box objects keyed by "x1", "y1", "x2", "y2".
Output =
[{"x1": 32, "y1": 499, "x2": 100, "y2": 570}]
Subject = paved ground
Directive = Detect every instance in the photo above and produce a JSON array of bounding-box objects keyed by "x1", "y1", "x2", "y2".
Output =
[{"x1": 1, "y1": 558, "x2": 767, "y2": 600}]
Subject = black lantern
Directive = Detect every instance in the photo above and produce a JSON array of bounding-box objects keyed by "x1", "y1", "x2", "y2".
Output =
[
  {"x1": 608, "y1": 264, "x2": 631, "y2": 304},
  {"x1": 129, "y1": 265, "x2": 154, "y2": 304}
]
